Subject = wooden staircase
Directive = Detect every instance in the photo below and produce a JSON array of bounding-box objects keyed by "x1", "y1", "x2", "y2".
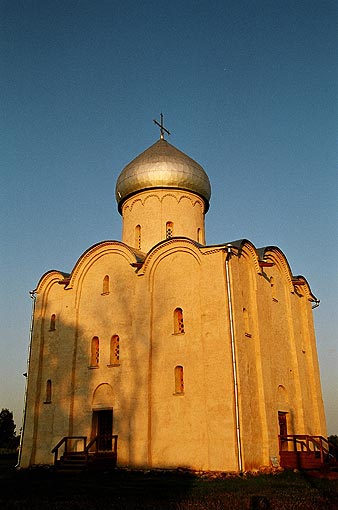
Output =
[
  {"x1": 59, "y1": 452, "x2": 88, "y2": 470},
  {"x1": 279, "y1": 435, "x2": 338, "y2": 470},
  {"x1": 52, "y1": 435, "x2": 118, "y2": 471}
]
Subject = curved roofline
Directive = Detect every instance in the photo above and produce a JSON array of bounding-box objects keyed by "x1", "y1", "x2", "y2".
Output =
[
  {"x1": 201, "y1": 239, "x2": 318, "y2": 301},
  {"x1": 68, "y1": 240, "x2": 145, "y2": 288},
  {"x1": 33, "y1": 241, "x2": 145, "y2": 293},
  {"x1": 138, "y1": 236, "x2": 203, "y2": 281},
  {"x1": 117, "y1": 185, "x2": 210, "y2": 214},
  {"x1": 34, "y1": 270, "x2": 69, "y2": 294},
  {"x1": 145, "y1": 235, "x2": 203, "y2": 256},
  {"x1": 258, "y1": 245, "x2": 318, "y2": 301},
  {"x1": 115, "y1": 138, "x2": 211, "y2": 212}
]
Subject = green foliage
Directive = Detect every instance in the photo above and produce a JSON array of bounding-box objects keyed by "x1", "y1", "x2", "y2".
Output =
[
  {"x1": 0, "y1": 408, "x2": 16, "y2": 448},
  {"x1": 328, "y1": 435, "x2": 338, "y2": 457},
  {"x1": 328, "y1": 435, "x2": 338, "y2": 449}
]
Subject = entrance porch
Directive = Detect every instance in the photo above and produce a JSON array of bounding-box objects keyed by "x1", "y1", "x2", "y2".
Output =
[
  {"x1": 278, "y1": 434, "x2": 338, "y2": 470},
  {"x1": 52, "y1": 435, "x2": 118, "y2": 470}
]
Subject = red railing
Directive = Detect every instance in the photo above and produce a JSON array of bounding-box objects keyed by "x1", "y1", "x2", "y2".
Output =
[{"x1": 278, "y1": 435, "x2": 338, "y2": 469}]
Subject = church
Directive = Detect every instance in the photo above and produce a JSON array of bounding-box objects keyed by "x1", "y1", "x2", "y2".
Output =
[{"x1": 19, "y1": 119, "x2": 327, "y2": 472}]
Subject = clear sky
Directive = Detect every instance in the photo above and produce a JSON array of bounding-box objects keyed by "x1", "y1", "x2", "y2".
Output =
[{"x1": 1, "y1": 0, "x2": 337, "y2": 435}]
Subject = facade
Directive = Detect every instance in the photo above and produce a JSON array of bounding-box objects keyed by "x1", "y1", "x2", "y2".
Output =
[{"x1": 19, "y1": 133, "x2": 327, "y2": 471}]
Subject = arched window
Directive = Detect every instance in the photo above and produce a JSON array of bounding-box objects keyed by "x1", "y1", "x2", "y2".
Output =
[
  {"x1": 102, "y1": 275, "x2": 110, "y2": 294},
  {"x1": 174, "y1": 366, "x2": 184, "y2": 394},
  {"x1": 45, "y1": 379, "x2": 52, "y2": 403},
  {"x1": 135, "y1": 225, "x2": 141, "y2": 249},
  {"x1": 50, "y1": 314, "x2": 56, "y2": 331},
  {"x1": 90, "y1": 336, "x2": 99, "y2": 367},
  {"x1": 197, "y1": 228, "x2": 202, "y2": 243},
  {"x1": 110, "y1": 335, "x2": 120, "y2": 365},
  {"x1": 166, "y1": 221, "x2": 173, "y2": 239},
  {"x1": 174, "y1": 307, "x2": 185, "y2": 334}
]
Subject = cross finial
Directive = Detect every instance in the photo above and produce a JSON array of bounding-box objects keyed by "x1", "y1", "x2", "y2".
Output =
[{"x1": 153, "y1": 113, "x2": 170, "y2": 140}]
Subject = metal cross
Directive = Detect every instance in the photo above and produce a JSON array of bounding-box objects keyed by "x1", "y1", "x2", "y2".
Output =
[{"x1": 153, "y1": 113, "x2": 170, "y2": 140}]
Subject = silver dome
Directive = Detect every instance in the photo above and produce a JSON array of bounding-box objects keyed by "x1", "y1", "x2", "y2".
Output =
[{"x1": 115, "y1": 139, "x2": 211, "y2": 212}]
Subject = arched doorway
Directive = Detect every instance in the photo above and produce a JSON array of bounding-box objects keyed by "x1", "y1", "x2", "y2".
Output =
[{"x1": 92, "y1": 384, "x2": 114, "y2": 451}]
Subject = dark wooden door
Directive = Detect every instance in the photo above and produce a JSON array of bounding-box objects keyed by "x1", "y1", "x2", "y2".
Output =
[
  {"x1": 278, "y1": 412, "x2": 288, "y2": 451},
  {"x1": 97, "y1": 410, "x2": 113, "y2": 451},
  {"x1": 278, "y1": 412, "x2": 287, "y2": 436}
]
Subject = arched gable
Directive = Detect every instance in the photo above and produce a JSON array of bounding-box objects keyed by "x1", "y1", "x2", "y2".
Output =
[
  {"x1": 34, "y1": 271, "x2": 70, "y2": 315},
  {"x1": 204, "y1": 239, "x2": 261, "y2": 273},
  {"x1": 235, "y1": 239, "x2": 261, "y2": 274},
  {"x1": 290, "y1": 274, "x2": 318, "y2": 302},
  {"x1": 138, "y1": 237, "x2": 202, "y2": 285},
  {"x1": 65, "y1": 241, "x2": 143, "y2": 307},
  {"x1": 35, "y1": 270, "x2": 69, "y2": 295},
  {"x1": 31, "y1": 271, "x2": 70, "y2": 329},
  {"x1": 67, "y1": 241, "x2": 142, "y2": 288},
  {"x1": 259, "y1": 246, "x2": 296, "y2": 294}
]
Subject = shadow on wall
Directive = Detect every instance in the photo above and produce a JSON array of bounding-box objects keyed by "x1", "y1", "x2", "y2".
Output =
[
  {"x1": 20, "y1": 307, "x2": 140, "y2": 467},
  {"x1": 18, "y1": 293, "x2": 208, "y2": 505}
]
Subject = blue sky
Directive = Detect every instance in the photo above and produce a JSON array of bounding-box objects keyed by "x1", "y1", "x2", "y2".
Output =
[{"x1": 1, "y1": 0, "x2": 337, "y2": 435}]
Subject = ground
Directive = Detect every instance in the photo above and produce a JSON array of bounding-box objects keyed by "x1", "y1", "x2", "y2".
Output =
[{"x1": 1, "y1": 455, "x2": 338, "y2": 509}]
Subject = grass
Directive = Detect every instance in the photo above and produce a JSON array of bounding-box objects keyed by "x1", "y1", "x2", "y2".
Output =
[{"x1": 1, "y1": 456, "x2": 338, "y2": 509}]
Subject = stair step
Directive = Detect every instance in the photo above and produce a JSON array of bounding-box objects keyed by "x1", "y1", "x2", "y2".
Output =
[
  {"x1": 61, "y1": 460, "x2": 86, "y2": 465},
  {"x1": 56, "y1": 452, "x2": 117, "y2": 471},
  {"x1": 59, "y1": 453, "x2": 87, "y2": 469},
  {"x1": 61, "y1": 454, "x2": 86, "y2": 460}
]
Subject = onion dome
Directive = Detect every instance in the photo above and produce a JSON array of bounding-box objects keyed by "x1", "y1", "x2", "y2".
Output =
[{"x1": 115, "y1": 139, "x2": 211, "y2": 212}]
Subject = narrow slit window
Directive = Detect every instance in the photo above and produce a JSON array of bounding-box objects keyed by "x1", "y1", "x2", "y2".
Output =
[
  {"x1": 174, "y1": 307, "x2": 185, "y2": 334},
  {"x1": 90, "y1": 336, "x2": 99, "y2": 367},
  {"x1": 135, "y1": 225, "x2": 141, "y2": 249},
  {"x1": 50, "y1": 314, "x2": 56, "y2": 331},
  {"x1": 197, "y1": 228, "x2": 202, "y2": 243},
  {"x1": 175, "y1": 366, "x2": 184, "y2": 394},
  {"x1": 102, "y1": 275, "x2": 110, "y2": 294},
  {"x1": 45, "y1": 379, "x2": 52, "y2": 403},
  {"x1": 243, "y1": 307, "x2": 251, "y2": 337},
  {"x1": 110, "y1": 335, "x2": 120, "y2": 365},
  {"x1": 270, "y1": 277, "x2": 278, "y2": 302},
  {"x1": 166, "y1": 221, "x2": 173, "y2": 239}
]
